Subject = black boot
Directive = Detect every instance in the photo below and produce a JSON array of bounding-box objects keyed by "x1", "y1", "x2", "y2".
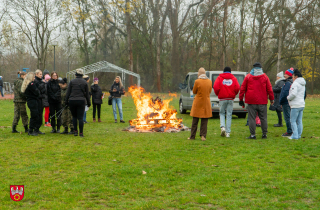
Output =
[
  {"x1": 36, "y1": 128, "x2": 45, "y2": 135},
  {"x1": 24, "y1": 125, "x2": 28, "y2": 133},
  {"x1": 56, "y1": 126, "x2": 60, "y2": 133},
  {"x1": 68, "y1": 128, "x2": 74, "y2": 135},
  {"x1": 51, "y1": 126, "x2": 57, "y2": 133},
  {"x1": 28, "y1": 129, "x2": 38, "y2": 136},
  {"x1": 60, "y1": 127, "x2": 68, "y2": 134},
  {"x1": 12, "y1": 125, "x2": 19, "y2": 133}
]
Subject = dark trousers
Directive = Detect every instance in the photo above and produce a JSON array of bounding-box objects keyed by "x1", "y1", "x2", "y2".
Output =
[
  {"x1": 282, "y1": 104, "x2": 292, "y2": 134},
  {"x1": 49, "y1": 103, "x2": 62, "y2": 129},
  {"x1": 190, "y1": 117, "x2": 209, "y2": 139},
  {"x1": 69, "y1": 100, "x2": 85, "y2": 134},
  {"x1": 276, "y1": 110, "x2": 283, "y2": 125},
  {"x1": 37, "y1": 99, "x2": 43, "y2": 129},
  {"x1": 27, "y1": 100, "x2": 39, "y2": 130},
  {"x1": 248, "y1": 104, "x2": 268, "y2": 135},
  {"x1": 93, "y1": 103, "x2": 101, "y2": 119}
]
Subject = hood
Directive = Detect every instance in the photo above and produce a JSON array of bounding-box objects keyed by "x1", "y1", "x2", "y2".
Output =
[
  {"x1": 219, "y1": 73, "x2": 235, "y2": 79},
  {"x1": 295, "y1": 77, "x2": 306, "y2": 86},
  {"x1": 275, "y1": 78, "x2": 286, "y2": 85},
  {"x1": 285, "y1": 77, "x2": 293, "y2": 83},
  {"x1": 249, "y1": 74, "x2": 266, "y2": 80},
  {"x1": 250, "y1": 67, "x2": 264, "y2": 76}
]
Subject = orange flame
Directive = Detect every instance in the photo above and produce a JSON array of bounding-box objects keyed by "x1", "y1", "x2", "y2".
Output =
[
  {"x1": 128, "y1": 86, "x2": 182, "y2": 130},
  {"x1": 168, "y1": 91, "x2": 178, "y2": 97}
]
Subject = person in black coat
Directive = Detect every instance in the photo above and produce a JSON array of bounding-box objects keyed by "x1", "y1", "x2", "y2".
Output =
[
  {"x1": 65, "y1": 69, "x2": 91, "y2": 137},
  {"x1": 33, "y1": 69, "x2": 46, "y2": 134},
  {"x1": 272, "y1": 71, "x2": 286, "y2": 127},
  {"x1": 47, "y1": 72, "x2": 62, "y2": 133},
  {"x1": 91, "y1": 77, "x2": 103, "y2": 122},
  {"x1": 21, "y1": 72, "x2": 40, "y2": 136}
]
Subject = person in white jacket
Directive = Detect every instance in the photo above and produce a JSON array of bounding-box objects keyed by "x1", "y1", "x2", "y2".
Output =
[{"x1": 287, "y1": 69, "x2": 306, "y2": 139}]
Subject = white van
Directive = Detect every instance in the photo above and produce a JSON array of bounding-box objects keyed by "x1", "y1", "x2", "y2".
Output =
[{"x1": 179, "y1": 71, "x2": 248, "y2": 118}]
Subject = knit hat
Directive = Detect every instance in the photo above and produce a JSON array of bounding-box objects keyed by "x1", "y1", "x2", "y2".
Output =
[
  {"x1": 198, "y1": 67, "x2": 206, "y2": 77},
  {"x1": 253, "y1": 62, "x2": 262, "y2": 68},
  {"x1": 94, "y1": 77, "x2": 99, "y2": 81},
  {"x1": 45, "y1": 74, "x2": 51, "y2": 80},
  {"x1": 223, "y1": 67, "x2": 231, "y2": 73},
  {"x1": 76, "y1": 69, "x2": 84, "y2": 75},
  {"x1": 285, "y1": 68, "x2": 294, "y2": 77},
  {"x1": 276, "y1": 71, "x2": 284, "y2": 79},
  {"x1": 43, "y1": 69, "x2": 50, "y2": 76},
  {"x1": 83, "y1": 75, "x2": 90, "y2": 81},
  {"x1": 59, "y1": 78, "x2": 68, "y2": 84}
]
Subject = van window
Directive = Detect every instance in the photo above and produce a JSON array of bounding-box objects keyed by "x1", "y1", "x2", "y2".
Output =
[
  {"x1": 189, "y1": 74, "x2": 198, "y2": 89},
  {"x1": 211, "y1": 74, "x2": 245, "y2": 86}
]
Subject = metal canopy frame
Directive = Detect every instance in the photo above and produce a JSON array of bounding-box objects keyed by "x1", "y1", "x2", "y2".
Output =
[{"x1": 66, "y1": 61, "x2": 140, "y2": 87}]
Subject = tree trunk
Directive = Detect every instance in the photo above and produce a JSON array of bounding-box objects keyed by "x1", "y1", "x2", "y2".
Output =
[
  {"x1": 277, "y1": 0, "x2": 284, "y2": 73},
  {"x1": 249, "y1": 1, "x2": 258, "y2": 67},
  {"x1": 237, "y1": 0, "x2": 245, "y2": 72},
  {"x1": 312, "y1": 40, "x2": 316, "y2": 94},
  {"x1": 221, "y1": 0, "x2": 229, "y2": 68},
  {"x1": 126, "y1": 0, "x2": 134, "y2": 86}
]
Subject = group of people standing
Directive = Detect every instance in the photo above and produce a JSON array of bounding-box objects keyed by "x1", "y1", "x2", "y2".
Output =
[
  {"x1": 12, "y1": 69, "x2": 125, "y2": 137},
  {"x1": 189, "y1": 63, "x2": 306, "y2": 141}
]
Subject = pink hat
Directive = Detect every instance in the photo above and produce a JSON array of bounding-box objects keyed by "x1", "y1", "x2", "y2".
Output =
[{"x1": 45, "y1": 74, "x2": 51, "y2": 80}]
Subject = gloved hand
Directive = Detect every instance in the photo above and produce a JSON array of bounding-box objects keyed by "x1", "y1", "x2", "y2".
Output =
[{"x1": 239, "y1": 101, "x2": 245, "y2": 108}]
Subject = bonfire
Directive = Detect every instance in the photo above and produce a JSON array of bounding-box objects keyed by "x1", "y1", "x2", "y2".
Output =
[{"x1": 124, "y1": 86, "x2": 189, "y2": 133}]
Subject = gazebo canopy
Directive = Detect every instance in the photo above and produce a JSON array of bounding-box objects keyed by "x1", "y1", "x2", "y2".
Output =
[{"x1": 66, "y1": 61, "x2": 140, "y2": 87}]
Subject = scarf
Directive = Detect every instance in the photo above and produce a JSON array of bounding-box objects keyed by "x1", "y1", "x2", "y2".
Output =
[{"x1": 198, "y1": 74, "x2": 208, "y2": 79}]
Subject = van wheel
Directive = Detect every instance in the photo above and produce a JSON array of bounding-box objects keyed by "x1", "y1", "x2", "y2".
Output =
[
  {"x1": 237, "y1": 113, "x2": 247, "y2": 119},
  {"x1": 179, "y1": 100, "x2": 187, "y2": 114}
]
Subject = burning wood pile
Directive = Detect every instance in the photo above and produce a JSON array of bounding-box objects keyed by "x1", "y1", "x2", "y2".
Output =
[{"x1": 124, "y1": 86, "x2": 190, "y2": 133}]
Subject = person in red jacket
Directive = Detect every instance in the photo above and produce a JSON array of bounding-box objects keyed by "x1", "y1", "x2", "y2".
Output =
[
  {"x1": 213, "y1": 67, "x2": 240, "y2": 138},
  {"x1": 239, "y1": 62, "x2": 274, "y2": 139}
]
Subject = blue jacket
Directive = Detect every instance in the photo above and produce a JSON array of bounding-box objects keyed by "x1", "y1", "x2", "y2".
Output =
[{"x1": 279, "y1": 78, "x2": 293, "y2": 105}]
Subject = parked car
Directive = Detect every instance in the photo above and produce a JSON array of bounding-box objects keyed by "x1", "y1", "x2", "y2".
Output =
[{"x1": 179, "y1": 71, "x2": 248, "y2": 118}]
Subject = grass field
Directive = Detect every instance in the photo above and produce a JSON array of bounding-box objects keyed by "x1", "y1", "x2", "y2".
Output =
[{"x1": 0, "y1": 94, "x2": 320, "y2": 209}]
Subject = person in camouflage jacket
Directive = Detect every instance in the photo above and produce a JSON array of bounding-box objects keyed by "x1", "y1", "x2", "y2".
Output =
[
  {"x1": 12, "y1": 72, "x2": 29, "y2": 133},
  {"x1": 59, "y1": 78, "x2": 74, "y2": 134}
]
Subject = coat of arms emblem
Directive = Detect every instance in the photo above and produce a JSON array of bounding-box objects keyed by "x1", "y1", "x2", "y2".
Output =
[{"x1": 10, "y1": 185, "x2": 24, "y2": 201}]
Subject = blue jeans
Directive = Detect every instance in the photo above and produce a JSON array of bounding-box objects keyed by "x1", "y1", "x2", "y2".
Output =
[
  {"x1": 219, "y1": 100, "x2": 233, "y2": 133},
  {"x1": 290, "y1": 107, "x2": 304, "y2": 139},
  {"x1": 0, "y1": 86, "x2": 3, "y2": 97},
  {"x1": 282, "y1": 104, "x2": 292, "y2": 134},
  {"x1": 83, "y1": 111, "x2": 87, "y2": 122},
  {"x1": 112, "y1": 98, "x2": 123, "y2": 120}
]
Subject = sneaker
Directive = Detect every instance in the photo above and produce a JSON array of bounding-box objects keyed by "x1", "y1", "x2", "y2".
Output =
[
  {"x1": 74, "y1": 130, "x2": 78, "y2": 136},
  {"x1": 120, "y1": 120, "x2": 125, "y2": 123},
  {"x1": 79, "y1": 133, "x2": 84, "y2": 137},
  {"x1": 282, "y1": 132, "x2": 292, "y2": 137},
  {"x1": 220, "y1": 127, "x2": 226, "y2": 137},
  {"x1": 262, "y1": 134, "x2": 267, "y2": 139},
  {"x1": 274, "y1": 124, "x2": 283, "y2": 127},
  {"x1": 256, "y1": 124, "x2": 261, "y2": 127},
  {"x1": 201, "y1": 136, "x2": 206, "y2": 141},
  {"x1": 226, "y1": 133, "x2": 230, "y2": 138},
  {"x1": 115, "y1": 119, "x2": 118, "y2": 123},
  {"x1": 84, "y1": 121, "x2": 88, "y2": 124},
  {"x1": 246, "y1": 135, "x2": 256, "y2": 139},
  {"x1": 45, "y1": 123, "x2": 51, "y2": 127}
]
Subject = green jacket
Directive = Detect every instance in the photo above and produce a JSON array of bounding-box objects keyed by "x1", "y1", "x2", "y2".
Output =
[
  {"x1": 14, "y1": 78, "x2": 26, "y2": 103},
  {"x1": 61, "y1": 87, "x2": 68, "y2": 106}
]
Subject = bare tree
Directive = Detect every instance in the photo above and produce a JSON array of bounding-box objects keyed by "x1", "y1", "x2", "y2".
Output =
[{"x1": 7, "y1": 0, "x2": 62, "y2": 70}]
